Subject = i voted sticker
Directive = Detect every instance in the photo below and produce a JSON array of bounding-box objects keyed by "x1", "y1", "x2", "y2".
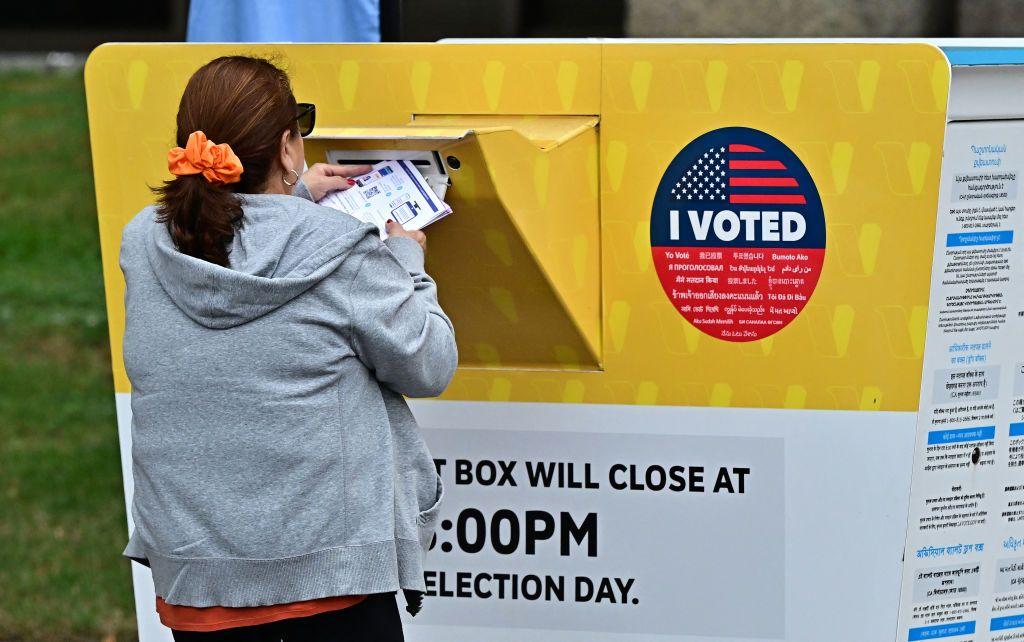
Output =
[{"x1": 650, "y1": 127, "x2": 826, "y2": 342}]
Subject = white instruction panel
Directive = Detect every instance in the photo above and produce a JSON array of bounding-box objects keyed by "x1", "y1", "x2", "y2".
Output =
[
  {"x1": 404, "y1": 400, "x2": 917, "y2": 642},
  {"x1": 897, "y1": 121, "x2": 1024, "y2": 642}
]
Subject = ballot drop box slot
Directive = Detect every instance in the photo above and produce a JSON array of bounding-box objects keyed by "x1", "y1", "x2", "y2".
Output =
[
  {"x1": 304, "y1": 114, "x2": 602, "y2": 370},
  {"x1": 83, "y1": 40, "x2": 1024, "y2": 642}
]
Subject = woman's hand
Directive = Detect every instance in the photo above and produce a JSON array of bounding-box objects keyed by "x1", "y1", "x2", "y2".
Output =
[
  {"x1": 300, "y1": 163, "x2": 372, "y2": 201},
  {"x1": 385, "y1": 220, "x2": 426, "y2": 253}
]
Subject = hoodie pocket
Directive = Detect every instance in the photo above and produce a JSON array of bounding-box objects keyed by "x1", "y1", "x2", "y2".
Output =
[{"x1": 415, "y1": 473, "x2": 445, "y2": 553}]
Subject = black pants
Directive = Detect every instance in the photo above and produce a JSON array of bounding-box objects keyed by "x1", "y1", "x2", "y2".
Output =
[{"x1": 171, "y1": 592, "x2": 404, "y2": 642}]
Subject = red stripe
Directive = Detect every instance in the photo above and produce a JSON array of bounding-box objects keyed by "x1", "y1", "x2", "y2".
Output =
[
  {"x1": 729, "y1": 160, "x2": 786, "y2": 170},
  {"x1": 729, "y1": 194, "x2": 807, "y2": 204},
  {"x1": 728, "y1": 144, "x2": 764, "y2": 153},
  {"x1": 730, "y1": 177, "x2": 798, "y2": 187}
]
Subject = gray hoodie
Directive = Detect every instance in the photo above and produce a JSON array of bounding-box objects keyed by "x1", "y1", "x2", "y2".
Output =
[{"x1": 119, "y1": 183, "x2": 456, "y2": 607}]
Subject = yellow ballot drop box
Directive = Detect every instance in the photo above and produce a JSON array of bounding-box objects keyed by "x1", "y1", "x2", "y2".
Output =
[{"x1": 85, "y1": 40, "x2": 1024, "y2": 641}]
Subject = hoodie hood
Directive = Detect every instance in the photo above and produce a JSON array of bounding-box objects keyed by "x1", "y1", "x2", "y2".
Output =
[{"x1": 145, "y1": 193, "x2": 374, "y2": 329}]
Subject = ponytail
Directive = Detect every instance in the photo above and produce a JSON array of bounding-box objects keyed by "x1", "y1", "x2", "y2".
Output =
[
  {"x1": 154, "y1": 55, "x2": 299, "y2": 267},
  {"x1": 154, "y1": 174, "x2": 243, "y2": 268}
]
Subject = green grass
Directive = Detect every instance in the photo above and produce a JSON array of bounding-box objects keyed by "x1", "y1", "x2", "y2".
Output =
[{"x1": 0, "y1": 69, "x2": 136, "y2": 641}]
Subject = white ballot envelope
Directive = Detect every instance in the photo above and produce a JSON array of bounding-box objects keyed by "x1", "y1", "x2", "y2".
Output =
[{"x1": 317, "y1": 160, "x2": 452, "y2": 238}]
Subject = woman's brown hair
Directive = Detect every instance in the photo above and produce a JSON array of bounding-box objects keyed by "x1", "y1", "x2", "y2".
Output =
[{"x1": 154, "y1": 56, "x2": 299, "y2": 266}]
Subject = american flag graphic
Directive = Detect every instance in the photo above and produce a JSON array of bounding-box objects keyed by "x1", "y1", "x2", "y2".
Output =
[{"x1": 671, "y1": 144, "x2": 806, "y2": 206}]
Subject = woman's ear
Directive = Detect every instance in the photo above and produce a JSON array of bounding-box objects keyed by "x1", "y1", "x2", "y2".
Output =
[
  {"x1": 279, "y1": 128, "x2": 305, "y2": 176},
  {"x1": 278, "y1": 129, "x2": 295, "y2": 174}
]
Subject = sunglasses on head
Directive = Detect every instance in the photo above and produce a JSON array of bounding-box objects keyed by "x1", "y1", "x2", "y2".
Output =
[{"x1": 294, "y1": 102, "x2": 316, "y2": 137}]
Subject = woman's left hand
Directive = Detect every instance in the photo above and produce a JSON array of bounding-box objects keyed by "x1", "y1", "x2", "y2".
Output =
[{"x1": 301, "y1": 163, "x2": 372, "y2": 201}]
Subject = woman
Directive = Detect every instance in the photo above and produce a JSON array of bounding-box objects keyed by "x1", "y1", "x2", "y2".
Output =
[{"x1": 119, "y1": 55, "x2": 456, "y2": 641}]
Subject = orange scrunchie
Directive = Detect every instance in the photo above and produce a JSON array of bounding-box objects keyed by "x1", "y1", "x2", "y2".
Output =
[{"x1": 167, "y1": 131, "x2": 243, "y2": 185}]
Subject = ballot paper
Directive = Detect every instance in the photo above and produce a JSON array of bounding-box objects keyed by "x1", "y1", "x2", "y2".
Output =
[{"x1": 317, "y1": 160, "x2": 452, "y2": 238}]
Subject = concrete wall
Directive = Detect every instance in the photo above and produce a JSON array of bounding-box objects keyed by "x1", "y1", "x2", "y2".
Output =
[
  {"x1": 957, "y1": 0, "x2": 1024, "y2": 36},
  {"x1": 625, "y1": 0, "x2": 1019, "y2": 37}
]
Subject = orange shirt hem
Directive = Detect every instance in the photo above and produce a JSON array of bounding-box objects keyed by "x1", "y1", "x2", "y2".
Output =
[{"x1": 155, "y1": 595, "x2": 368, "y2": 632}]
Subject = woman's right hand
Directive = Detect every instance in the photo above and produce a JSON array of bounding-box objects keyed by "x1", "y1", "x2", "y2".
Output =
[
  {"x1": 300, "y1": 163, "x2": 372, "y2": 201},
  {"x1": 385, "y1": 220, "x2": 426, "y2": 253}
]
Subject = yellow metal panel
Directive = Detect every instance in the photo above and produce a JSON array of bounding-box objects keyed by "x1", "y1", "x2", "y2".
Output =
[
  {"x1": 85, "y1": 41, "x2": 947, "y2": 412},
  {"x1": 421, "y1": 127, "x2": 601, "y2": 370},
  {"x1": 470, "y1": 128, "x2": 602, "y2": 365},
  {"x1": 598, "y1": 42, "x2": 947, "y2": 412},
  {"x1": 411, "y1": 114, "x2": 599, "y2": 149},
  {"x1": 306, "y1": 125, "x2": 476, "y2": 140},
  {"x1": 309, "y1": 116, "x2": 598, "y2": 149},
  {"x1": 85, "y1": 42, "x2": 602, "y2": 393},
  {"x1": 444, "y1": 42, "x2": 948, "y2": 411},
  {"x1": 295, "y1": 114, "x2": 603, "y2": 369}
]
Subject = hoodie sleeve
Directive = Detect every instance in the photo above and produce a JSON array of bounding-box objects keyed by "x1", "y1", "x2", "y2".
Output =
[
  {"x1": 345, "y1": 235, "x2": 457, "y2": 398},
  {"x1": 293, "y1": 179, "x2": 314, "y2": 203}
]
